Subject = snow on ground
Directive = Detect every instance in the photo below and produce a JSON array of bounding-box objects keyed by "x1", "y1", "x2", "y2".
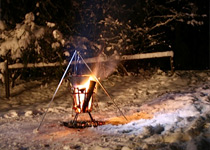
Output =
[{"x1": 0, "y1": 70, "x2": 210, "y2": 150}]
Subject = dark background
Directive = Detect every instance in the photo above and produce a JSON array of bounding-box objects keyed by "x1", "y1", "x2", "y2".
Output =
[
  {"x1": 173, "y1": 18, "x2": 209, "y2": 69},
  {"x1": 0, "y1": 0, "x2": 209, "y2": 70}
]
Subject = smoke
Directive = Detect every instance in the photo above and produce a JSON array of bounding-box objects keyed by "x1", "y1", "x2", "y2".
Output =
[
  {"x1": 93, "y1": 51, "x2": 120, "y2": 80},
  {"x1": 64, "y1": 36, "x2": 120, "y2": 80}
]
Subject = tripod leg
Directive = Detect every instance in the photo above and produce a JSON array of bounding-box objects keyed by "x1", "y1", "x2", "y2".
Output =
[
  {"x1": 88, "y1": 112, "x2": 95, "y2": 122},
  {"x1": 72, "y1": 113, "x2": 79, "y2": 124},
  {"x1": 37, "y1": 51, "x2": 77, "y2": 131}
]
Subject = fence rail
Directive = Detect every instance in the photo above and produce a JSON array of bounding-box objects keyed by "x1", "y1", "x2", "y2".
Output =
[{"x1": 2, "y1": 51, "x2": 174, "y2": 98}]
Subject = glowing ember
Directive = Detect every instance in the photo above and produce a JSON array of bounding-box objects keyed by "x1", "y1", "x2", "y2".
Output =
[
  {"x1": 63, "y1": 120, "x2": 105, "y2": 128},
  {"x1": 106, "y1": 111, "x2": 153, "y2": 125}
]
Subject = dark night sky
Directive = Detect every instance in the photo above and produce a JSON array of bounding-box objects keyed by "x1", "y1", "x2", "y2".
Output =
[
  {"x1": 173, "y1": 18, "x2": 209, "y2": 70},
  {"x1": 174, "y1": 0, "x2": 209, "y2": 69}
]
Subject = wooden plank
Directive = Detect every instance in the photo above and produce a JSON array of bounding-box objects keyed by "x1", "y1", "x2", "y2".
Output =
[
  {"x1": 8, "y1": 61, "x2": 66, "y2": 69},
  {"x1": 73, "y1": 51, "x2": 174, "y2": 64},
  {"x1": 8, "y1": 51, "x2": 174, "y2": 69},
  {"x1": 121, "y1": 51, "x2": 174, "y2": 60}
]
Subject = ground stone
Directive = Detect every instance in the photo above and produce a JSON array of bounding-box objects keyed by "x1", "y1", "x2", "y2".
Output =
[
  {"x1": 92, "y1": 145, "x2": 110, "y2": 150},
  {"x1": 25, "y1": 110, "x2": 33, "y2": 117},
  {"x1": 163, "y1": 132, "x2": 183, "y2": 143},
  {"x1": 63, "y1": 145, "x2": 70, "y2": 150},
  {"x1": 4, "y1": 110, "x2": 18, "y2": 118},
  {"x1": 121, "y1": 146, "x2": 131, "y2": 150}
]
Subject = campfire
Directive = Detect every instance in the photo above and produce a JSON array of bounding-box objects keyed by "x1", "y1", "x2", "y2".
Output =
[
  {"x1": 72, "y1": 75, "x2": 96, "y2": 114},
  {"x1": 63, "y1": 75, "x2": 106, "y2": 128},
  {"x1": 37, "y1": 50, "x2": 126, "y2": 131}
]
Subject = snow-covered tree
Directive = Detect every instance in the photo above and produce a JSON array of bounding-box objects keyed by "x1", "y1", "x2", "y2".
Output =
[
  {"x1": 98, "y1": 0, "x2": 207, "y2": 56},
  {"x1": 0, "y1": 0, "x2": 207, "y2": 83},
  {"x1": 0, "y1": 11, "x2": 65, "y2": 83}
]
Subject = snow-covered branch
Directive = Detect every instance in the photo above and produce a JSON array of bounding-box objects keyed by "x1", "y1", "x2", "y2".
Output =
[{"x1": 149, "y1": 16, "x2": 176, "y2": 32}]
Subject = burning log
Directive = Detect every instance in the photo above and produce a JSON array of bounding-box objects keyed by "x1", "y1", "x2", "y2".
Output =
[
  {"x1": 63, "y1": 75, "x2": 104, "y2": 128},
  {"x1": 83, "y1": 80, "x2": 96, "y2": 113},
  {"x1": 71, "y1": 75, "x2": 96, "y2": 114}
]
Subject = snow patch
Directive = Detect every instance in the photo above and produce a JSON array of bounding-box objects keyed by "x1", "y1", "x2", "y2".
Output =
[
  {"x1": 24, "y1": 12, "x2": 35, "y2": 24},
  {"x1": 34, "y1": 27, "x2": 45, "y2": 39},
  {"x1": 24, "y1": 110, "x2": 33, "y2": 117},
  {"x1": 53, "y1": 30, "x2": 63, "y2": 40},
  {"x1": 93, "y1": 92, "x2": 210, "y2": 136},
  {"x1": 4, "y1": 110, "x2": 18, "y2": 118},
  {"x1": 46, "y1": 22, "x2": 55, "y2": 28},
  {"x1": 52, "y1": 42, "x2": 61, "y2": 49}
]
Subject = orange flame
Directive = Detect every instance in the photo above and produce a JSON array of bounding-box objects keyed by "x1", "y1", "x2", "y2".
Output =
[{"x1": 73, "y1": 76, "x2": 95, "y2": 113}]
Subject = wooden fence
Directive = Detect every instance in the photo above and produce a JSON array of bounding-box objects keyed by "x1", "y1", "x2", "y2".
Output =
[{"x1": 2, "y1": 51, "x2": 174, "y2": 98}]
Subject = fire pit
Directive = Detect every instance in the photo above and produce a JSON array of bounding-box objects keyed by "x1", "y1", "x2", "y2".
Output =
[
  {"x1": 71, "y1": 75, "x2": 95, "y2": 114},
  {"x1": 63, "y1": 75, "x2": 105, "y2": 128}
]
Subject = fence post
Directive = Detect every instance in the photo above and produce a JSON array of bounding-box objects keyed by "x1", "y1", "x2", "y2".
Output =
[
  {"x1": 170, "y1": 56, "x2": 175, "y2": 74},
  {"x1": 4, "y1": 60, "x2": 10, "y2": 98}
]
